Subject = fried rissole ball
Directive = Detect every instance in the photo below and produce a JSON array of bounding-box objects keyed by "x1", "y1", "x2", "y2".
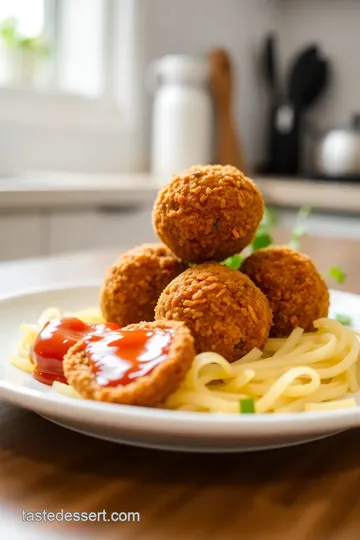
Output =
[
  {"x1": 155, "y1": 262, "x2": 272, "y2": 362},
  {"x1": 152, "y1": 164, "x2": 264, "y2": 263},
  {"x1": 240, "y1": 246, "x2": 330, "y2": 337},
  {"x1": 63, "y1": 320, "x2": 195, "y2": 406},
  {"x1": 100, "y1": 244, "x2": 186, "y2": 326}
]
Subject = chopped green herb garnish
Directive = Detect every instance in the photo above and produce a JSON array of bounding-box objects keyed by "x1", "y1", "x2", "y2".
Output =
[
  {"x1": 248, "y1": 207, "x2": 277, "y2": 253},
  {"x1": 328, "y1": 266, "x2": 347, "y2": 285},
  {"x1": 334, "y1": 313, "x2": 352, "y2": 326},
  {"x1": 289, "y1": 206, "x2": 311, "y2": 250},
  {"x1": 239, "y1": 398, "x2": 255, "y2": 414},
  {"x1": 297, "y1": 205, "x2": 311, "y2": 221},
  {"x1": 251, "y1": 231, "x2": 273, "y2": 252},
  {"x1": 288, "y1": 239, "x2": 300, "y2": 250},
  {"x1": 291, "y1": 224, "x2": 307, "y2": 240},
  {"x1": 222, "y1": 253, "x2": 243, "y2": 270},
  {"x1": 261, "y1": 207, "x2": 278, "y2": 230}
]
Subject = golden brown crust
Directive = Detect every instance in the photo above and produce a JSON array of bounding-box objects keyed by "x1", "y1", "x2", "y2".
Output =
[
  {"x1": 63, "y1": 320, "x2": 195, "y2": 406},
  {"x1": 152, "y1": 164, "x2": 264, "y2": 263},
  {"x1": 240, "y1": 246, "x2": 330, "y2": 337},
  {"x1": 155, "y1": 262, "x2": 272, "y2": 362},
  {"x1": 100, "y1": 243, "x2": 186, "y2": 326}
]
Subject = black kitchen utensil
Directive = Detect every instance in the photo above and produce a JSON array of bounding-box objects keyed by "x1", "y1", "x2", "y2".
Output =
[
  {"x1": 301, "y1": 59, "x2": 329, "y2": 108},
  {"x1": 262, "y1": 40, "x2": 330, "y2": 175},
  {"x1": 288, "y1": 45, "x2": 329, "y2": 108},
  {"x1": 261, "y1": 33, "x2": 278, "y2": 95},
  {"x1": 288, "y1": 45, "x2": 319, "y2": 107}
]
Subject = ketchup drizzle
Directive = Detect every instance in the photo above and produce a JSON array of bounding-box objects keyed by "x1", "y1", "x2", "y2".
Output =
[{"x1": 30, "y1": 317, "x2": 173, "y2": 388}]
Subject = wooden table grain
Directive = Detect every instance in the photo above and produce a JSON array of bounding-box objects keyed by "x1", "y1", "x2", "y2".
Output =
[{"x1": 1, "y1": 234, "x2": 360, "y2": 540}]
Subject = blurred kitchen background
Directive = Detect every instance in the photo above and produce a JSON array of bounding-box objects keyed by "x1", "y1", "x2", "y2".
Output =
[{"x1": 0, "y1": 0, "x2": 360, "y2": 262}]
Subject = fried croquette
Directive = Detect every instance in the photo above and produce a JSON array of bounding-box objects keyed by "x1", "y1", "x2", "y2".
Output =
[
  {"x1": 152, "y1": 164, "x2": 264, "y2": 263},
  {"x1": 240, "y1": 246, "x2": 330, "y2": 337},
  {"x1": 63, "y1": 320, "x2": 195, "y2": 406},
  {"x1": 155, "y1": 262, "x2": 272, "y2": 362},
  {"x1": 100, "y1": 243, "x2": 186, "y2": 326}
]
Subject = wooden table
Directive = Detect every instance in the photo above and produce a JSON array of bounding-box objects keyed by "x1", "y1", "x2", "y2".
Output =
[{"x1": 1, "y1": 235, "x2": 360, "y2": 540}]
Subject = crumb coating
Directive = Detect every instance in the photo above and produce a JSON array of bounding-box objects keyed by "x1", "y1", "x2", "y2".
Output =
[
  {"x1": 153, "y1": 164, "x2": 264, "y2": 263},
  {"x1": 155, "y1": 262, "x2": 272, "y2": 362},
  {"x1": 101, "y1": 243, "x2": 186, "y2": 326},
  {"x1": 241, "y1": 246, "x2": 329, "y2": 337}
]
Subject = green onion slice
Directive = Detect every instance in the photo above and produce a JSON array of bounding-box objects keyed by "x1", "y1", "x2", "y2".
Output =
[
  {"x1": 334, "y1": 313, "x2": 352, "y2": 326},
  {"x1": 239, "y1": 398, "x2": 255, "y2": 414}
]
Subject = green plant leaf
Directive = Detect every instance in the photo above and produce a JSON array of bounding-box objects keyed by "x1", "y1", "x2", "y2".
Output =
[
  {"x1": 19, "y1": 36, "x2": 49, "y2": 55},
  {"x1": 0, "y1": 17, "x2": 49, "y2": 55},
  {"x1": 0, "y1": 17, "x2": 19, "y2": 47}
]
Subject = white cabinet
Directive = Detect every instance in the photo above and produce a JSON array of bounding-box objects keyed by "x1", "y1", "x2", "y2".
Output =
[
  {"x1": 0, "y1": 205, "x2": 159, "y2": 262},
  {"x1": 2, "y1": 205, "x2": 360, "y2": 262},
  {"x1": 48, "y1": 205, "x2": 158, "y2": 255},
  {"x1": 0, "y1": 214, "x2": 45, "y2": 261}
]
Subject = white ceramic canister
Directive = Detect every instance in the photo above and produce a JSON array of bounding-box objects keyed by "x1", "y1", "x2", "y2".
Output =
[{"x1": 149, "y1": 55, "x2": 213, "y2": 184}]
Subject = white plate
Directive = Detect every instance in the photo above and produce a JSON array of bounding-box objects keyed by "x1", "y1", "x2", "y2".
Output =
[{"x1": 0, "y1": 284, "x2": 360, "y2": 453}]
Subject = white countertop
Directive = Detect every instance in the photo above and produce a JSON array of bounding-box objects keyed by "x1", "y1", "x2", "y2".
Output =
[
  {"x1": 256, "y1": 176, "x2": 360, "y2": 214},
  {"x1": 1, "y1": 171, "x2": 360, "y2": 213},
  {"x1": 0, "y1": 171, "x2": 158, "y2": 209}
]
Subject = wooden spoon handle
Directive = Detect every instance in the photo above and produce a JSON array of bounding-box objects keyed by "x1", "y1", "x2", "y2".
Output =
[{"x1": 208, "y1": 49, "x2": 247, "y2": 173}]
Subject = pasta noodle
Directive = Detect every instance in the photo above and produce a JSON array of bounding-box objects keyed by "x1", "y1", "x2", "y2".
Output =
[
  {"x1": 10, "y1": 309, "x2": 360, "y2": 414},
  {"x1": 166, "y1": 318, "x2": 360, "y2": 413}
]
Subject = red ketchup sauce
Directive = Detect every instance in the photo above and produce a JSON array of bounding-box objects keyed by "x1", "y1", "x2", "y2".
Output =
[
  {"x1": 83, "y1": 327, "x2": 174, "y2": 387},
  {"x1": 30, "y1": 317, "x2": 174, "y2": 388},
  {"x1": 30, "y1": 318, "x2": 119, "y2": 386}
]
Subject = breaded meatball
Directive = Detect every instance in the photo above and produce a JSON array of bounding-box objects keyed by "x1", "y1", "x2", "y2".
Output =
[
  {"x1": 63, "y1": 320, "x2": 195, "y2": 406},
  {"x1": 152, "y1": 164, "x2": 264, "y2": 263},
  {"x1": 155, "y1": 262, "x2": 272, "y2": 362},
  {"x1": 101, "y1": 244, "x2": 186, "y2": 326},
  {"x1": 240, "y1": 246, "x2": 329, "y2": 337}
]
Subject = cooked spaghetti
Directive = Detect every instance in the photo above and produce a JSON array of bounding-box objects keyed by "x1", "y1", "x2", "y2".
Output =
[{"x1": 10, "y1": 309, "x2": 360, "y2": 413}]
